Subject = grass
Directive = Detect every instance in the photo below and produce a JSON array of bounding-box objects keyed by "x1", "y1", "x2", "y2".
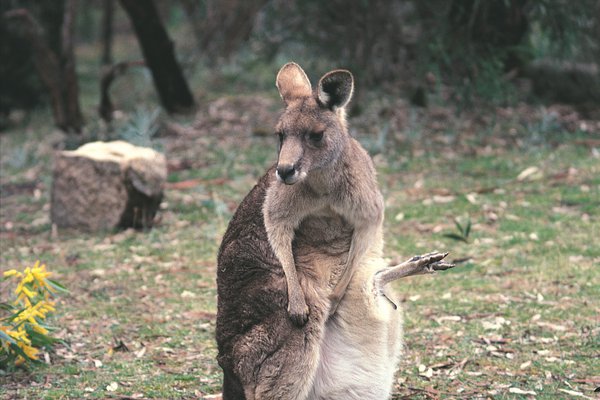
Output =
[
  {"x1": 1, "y1": 41, "x2": 599, "y2": 399},
  {"x1": 2, "y1": 110, "x2": 598, "y2": 399}
]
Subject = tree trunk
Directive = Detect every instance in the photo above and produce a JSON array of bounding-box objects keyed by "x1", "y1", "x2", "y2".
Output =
[
  {"x1": 101, "y1": 0, "x2": 114, "y2": 66},
  {"x1": 4, "y1": 0, "x2": 83, "y2": 133},
  {"x1": 119, "y1": 0, "x2": 195, "y2": 114}
]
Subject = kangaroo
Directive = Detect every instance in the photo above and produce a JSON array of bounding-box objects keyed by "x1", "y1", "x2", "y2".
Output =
[
  {"x1": 216, "y1": 63, "x2": 454, "y2": 400},
  {"x1": 263, "y1": 62, "x2": 384, "y2": 325}
]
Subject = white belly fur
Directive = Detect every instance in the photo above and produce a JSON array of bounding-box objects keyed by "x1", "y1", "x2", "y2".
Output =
[{"x1": 308, "y1": 257, "x2": 403, "y2": 400}]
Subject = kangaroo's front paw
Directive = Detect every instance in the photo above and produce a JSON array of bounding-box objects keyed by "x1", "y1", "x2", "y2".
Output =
[{"x1": 287, "y1": 296, "x2": 309, "y2": 326}]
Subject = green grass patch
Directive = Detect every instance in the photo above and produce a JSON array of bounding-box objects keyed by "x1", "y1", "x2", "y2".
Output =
[{"x1": 1, "y1": 57, "x2": 599, "y2": 399}]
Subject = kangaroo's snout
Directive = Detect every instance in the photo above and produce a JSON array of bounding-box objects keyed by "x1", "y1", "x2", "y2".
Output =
[{"x1": 276, "y1": 163, "x2": 298, "y2": 184}]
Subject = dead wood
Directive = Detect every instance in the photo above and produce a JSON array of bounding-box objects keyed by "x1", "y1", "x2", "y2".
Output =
[
  {"x1": 99, "y1": 60, "x2": 145, "y2": 122},
  {"x1": 51, "y1": 141, "x2": 167, "y2": 231}
]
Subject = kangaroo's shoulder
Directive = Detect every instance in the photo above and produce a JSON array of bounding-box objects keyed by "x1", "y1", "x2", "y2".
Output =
[{"x1": 218, "y1": 166, "x2": 276, "y2": 266}]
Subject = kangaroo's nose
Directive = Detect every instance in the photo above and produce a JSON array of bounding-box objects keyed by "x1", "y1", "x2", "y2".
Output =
[{"x1": 276, "y1": 164, "x2": 296, "y2": 180}]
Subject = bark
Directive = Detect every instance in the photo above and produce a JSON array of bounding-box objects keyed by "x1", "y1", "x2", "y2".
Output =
[
  {"x1": 4, "y1": 2, "x2": 83, "y2": 133},
  {"x1": 119, "y1": 0, "x2": 195, "y2": 114},
  {"x1": 51, "y1": 141, "x2": 167, "y2": 231}
]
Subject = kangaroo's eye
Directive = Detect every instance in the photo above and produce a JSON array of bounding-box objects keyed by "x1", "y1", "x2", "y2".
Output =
[{"x1": 309, "y1": 131, "x2": 324, "y2": 143}]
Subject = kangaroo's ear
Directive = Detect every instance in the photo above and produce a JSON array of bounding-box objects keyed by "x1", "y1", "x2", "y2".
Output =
[
  {"x1": 276, "y1": 62, "x2": 312, "y2": 106},
  {"x1": 317, "y1": 70, "x2": 354, "y2": 110}
]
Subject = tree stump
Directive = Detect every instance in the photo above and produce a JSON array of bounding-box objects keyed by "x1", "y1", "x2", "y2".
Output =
[{"x1": 51, "y1": 140, "x2": 167, "y2": 231}]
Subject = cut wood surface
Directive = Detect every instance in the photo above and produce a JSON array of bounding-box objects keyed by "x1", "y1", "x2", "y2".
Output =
[{"x1": 51, "y1": 141, "x2": 167, "y2": 231}]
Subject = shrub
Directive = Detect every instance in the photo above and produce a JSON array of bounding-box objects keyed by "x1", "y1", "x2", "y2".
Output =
[{"x1": 1, "y1": 261, "x2": 66, "y2": 369}]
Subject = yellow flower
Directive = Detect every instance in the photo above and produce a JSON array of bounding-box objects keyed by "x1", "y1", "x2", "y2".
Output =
[
  {"x1": 21, "y1": 285, "x2": 36, "y2": 299},
  {"x1": 4, "y1": 326, "x2": 31, "y2": 345},
  {"x1": 39, "y1": 301, "x2": 56, "y2": 313},
  {"x1": 12, "y1": 300, "x2": 55, "y2": 326},
  {"x1": 15, "y1": 278, "x2": 34, "y2": 298},
  {"x1": 2, "y1": 261, "x2": 64, "y2": 365},
  {"x1": 30, "y1": 262, "x2": 52, "y2": 292},
  {"x1": 3, "y1": 269, "x2": 22, "y2": 278},
  {"x1": 21, "y1": 268, "x2": 34, "y2": 284},
  {"x1": 31, "y1": 324, "x2": 49, "y2": 335},
  {"x1": 14, "y1": 293, "x2": 32, "y2": 308},
  {"x1": 32, "y1": 306, "x2": 47, "y2": 319},
  {"x1": 15, "y1": 342, "x2": 39, "y2": 364},
  {"x1": 32, "y1": 262, "x2": 51, "y2": 282},
  {"x1": 13, "y1": 304, "x2": 40, "y2": 325},
  {"x1": 21, "y1": 343, "x2": 39, "y2": 359}
]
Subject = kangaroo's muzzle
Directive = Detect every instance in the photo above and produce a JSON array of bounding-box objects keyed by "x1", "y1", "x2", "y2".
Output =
[{"x1": 276, "y1": 163, "x2": 300, "y2": 185}]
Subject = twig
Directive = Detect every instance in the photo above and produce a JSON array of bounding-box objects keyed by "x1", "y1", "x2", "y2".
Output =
[
  {"x1": 99, "y1": 60, "x2": 145, "y2": 122},
  {"x1": 406, "y1": 386, "x2": 440, "y2": 399}
]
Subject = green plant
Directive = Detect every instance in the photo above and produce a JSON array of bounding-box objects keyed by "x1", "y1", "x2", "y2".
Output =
[
  {"x1": 442, "y1": 216, "x2": 472, "y2": 243},
  {"x1": 473, "y1": 56, "x2": 518, "y2": 104},
  {"x1": 118, "y1": 107, "x2": 162, "y2": 148},
  {"x1": 1, "y1": 261, "x2": 67, "y2": 369}
]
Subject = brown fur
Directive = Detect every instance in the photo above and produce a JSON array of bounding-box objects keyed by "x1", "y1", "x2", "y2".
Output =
[
  {"x1": 263, "y1": 63, "x2": 384, "y2": 325},
  {"x1": 216, "y1": 63, "x2": 401, "y2": 400}
]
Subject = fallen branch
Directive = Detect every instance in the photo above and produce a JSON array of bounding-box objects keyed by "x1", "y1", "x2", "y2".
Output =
[
  {"x1": 405, "y1": 386, "x2": 441, "y2": 400},
  {"x1": 99, "y1": 60, "x2": 145, "y2": 122}
]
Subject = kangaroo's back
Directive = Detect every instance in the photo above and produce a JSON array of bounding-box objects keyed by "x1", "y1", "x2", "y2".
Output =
[
  {"x1": 216, "y1": 165, "x2": 356, "y2": 399},
  {"x1": 216, "y1": 168, "x2": 279, "y2": 349}
]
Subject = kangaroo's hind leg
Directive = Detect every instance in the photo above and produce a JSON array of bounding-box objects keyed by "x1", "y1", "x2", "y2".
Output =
[
  {"x1": 374, "y1": 252, "x2": 454, "y2": 305},
  {"x1": 228, "y1": 278, "x2": 329, "y2": 400},
  {"x1": 222, "y1": 368, "x2": 245, "y2": 399}
]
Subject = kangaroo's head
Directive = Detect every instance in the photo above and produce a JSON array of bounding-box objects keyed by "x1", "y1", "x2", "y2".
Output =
[{"x1": 273, "y1": 62, "x2": 354, "y2": 185}]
